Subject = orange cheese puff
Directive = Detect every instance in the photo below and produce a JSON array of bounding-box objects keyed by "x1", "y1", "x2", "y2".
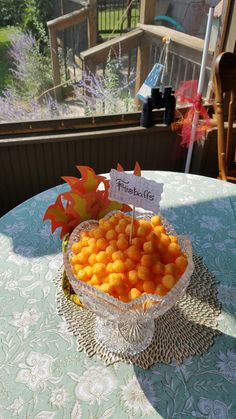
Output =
[
  {"x1": 143, "y1": 280, "x2": 156, "y2": 294},
  {"x1": 155, "y1": 284, "x2": 168, "y2": 296},
  {"x1": 116, "y1": 220, "x2": 129, "y2": 234},
  {"x1": 101, "y1": 220, "x2": 113, "y2": 231},
  {"x1": 105, "y1": 229, "x2": 117, "y2": 241},
  {"x1": 113, "y1": 259, "x2": 125, "y2": 273},
  {"x1": 125, "y1": 223, "x2": 137, "y2": 237},
  {"x1": 175, "y1": 256, "x2": 188, "y2": 274},
  {"x1": 117, "y1": 237, "x2": 129, "y2": 251},
  {"x1": 128, "y1": 270, "x2": 138, "y2": 285},
  {"x1": 96, "y1": 251, "x2": 109, "y2": 263},
  {"x1": 77, "y1": 269, "x2": 88, "y2": 282},
  {"x1": 136, "y1": 279, "x2": 144, "y2": 292},
  {"x1": 141, "y1": 254, "x2": 156, "y2": 267},
  {"x1": 124, "y1": 258, "x2": 136, "y2": 271},
  {"x1": 168, "y1": 242, "x2": 182, "y2": 258},
  {"x1": 93, "y1": 263, "x2": 106, "y2": 277},
  {"x1": 99, "y1": 283, "x2": 114, "y2": 295},
  {"x1": 162, "y1": 274, "x2": 176, "y2": 289},
  {"x1": 93, "y1": 228, "x2": 104, "y2": 239},
  {"x1": 169, "y1": 235, "x2": 178, "y2": 243},
  {"x1": 76, "y1": 252, "x2": 88, "y2": 264},
  {"x1": 131, "y1": 237, "x2": 144, "y2": 248},
  {"x1": 137, "y1": 225, "x2": 149, "y2": 238},
  {"x1": 105, "y1": 245, "x2": 117, "y2": 256},
  {"x1": 154, "y1": 225, "x2": 166, "y2": 235},
  {"x1": 161, "y1": 252, "x2": 175, "y2": 264},
  {"x1": 160, "y1": 234, "x2": 171, "y2": 247},
  {"x1": 73, "y1": 264, "x2": 83, "y2": 274},
  {"x1": 137, "y1": 265, "x2": 151, "y2": 281},
  {"x1": 151, "y1": 215, "x2": 161, "y2": 226},
  {"x1": 152, "y1": 261, "x2": 164, "y2": 275},
  {"x1": 126, "y1": 246, "x2": 141, "y2": 261},
  {"x1": 96, "y1": 238, "x2": 108, "y2": 250},
  {"x1": 143, "y1": 241, "x2": 156, "y2": 254},
  {"x1": 71, "y1": 242, "x2": 81, "y2": 254},
  {"x1": 106, "y1": 262, "x2": 114, "y2": 274},
  {"x1": 112, "y1": 250, "x2": 125, "y2": 262},
  {"x1": 83, "y1": 265, "x2": 93, "y2": 279},
  {"x1": 108, "y1": 273, "x2": 125, "y2": 287},
  {"x1": 164, "y1": 263, "x2": 177, "y2": 276},
  {"x1": 119, "y1": 294, "x2": 130, "y2": 303},
  {"x1": 89, "y1": 274, "x2": 102, "y2": 286},
  {"x1": 113, "y1": 212, "x2": 124, "y2": 220},
  {"x1": 88, "y1": 254, "x2": 97, "y2": 265},
  {"x1": 128, "y1": 288, "x2": 142, "y2": 300}
]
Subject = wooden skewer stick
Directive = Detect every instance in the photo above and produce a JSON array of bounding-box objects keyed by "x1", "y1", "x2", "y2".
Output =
[{"x1": 129, "y1": 205, "x2": 136, "y2": 244}]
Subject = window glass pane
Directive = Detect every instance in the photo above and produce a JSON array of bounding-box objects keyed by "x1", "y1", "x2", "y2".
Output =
[
  {"x1": 0, "y1": 0, "x2": 228, "y2": 125},
  {"x1": 156, "y1": 0, "x2": 219, "y2": 39}
]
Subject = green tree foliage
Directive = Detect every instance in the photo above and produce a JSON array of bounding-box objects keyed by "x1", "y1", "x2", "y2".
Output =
[
  {"x1": 0, "y1": 0, "x2": 25, "y2": 26},
  {"x1": 22, "y1": 0, "x2": 53, "y2": 46},
  {"x1": 0, "y1": 0, "x2": 53, "y2": 45}
]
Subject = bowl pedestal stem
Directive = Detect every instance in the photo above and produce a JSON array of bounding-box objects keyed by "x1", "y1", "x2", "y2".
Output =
[{"x1": 95, "y1": 317, "x2": 155, "y2": 355}]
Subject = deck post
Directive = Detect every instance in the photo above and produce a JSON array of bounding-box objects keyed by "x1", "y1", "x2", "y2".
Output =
[
  {"x1": 48, "y1": 27, "x2": 62, "y2": 101},
  {"x1": 139, "y1": 0, "x2": 156, "y2": 24},
  {"x1": 135, "y1": 0, "x2": 156, "y2": 102},
  {"x1": 88, "y1": 0, "x2": 97, "y2": 48}
]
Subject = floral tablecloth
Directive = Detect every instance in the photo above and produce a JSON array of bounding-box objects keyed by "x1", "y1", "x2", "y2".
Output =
[{"x1": 0, "y1": 171, "x2": 236, "y2": 419}]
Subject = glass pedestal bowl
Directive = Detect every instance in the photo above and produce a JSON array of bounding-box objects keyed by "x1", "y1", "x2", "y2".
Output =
[{"x1": 63, "y1": 212, "x2": 194, "y2": 356}]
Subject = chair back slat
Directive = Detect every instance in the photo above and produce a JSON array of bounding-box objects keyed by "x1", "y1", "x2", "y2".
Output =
[{"x1": 214, "y1": 52, "x2": 236, "y2": 181}]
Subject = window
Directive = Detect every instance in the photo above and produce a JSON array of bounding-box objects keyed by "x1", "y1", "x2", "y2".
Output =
[{"x1": 0, "y1": 0, "x2": 233, "y2": 129}]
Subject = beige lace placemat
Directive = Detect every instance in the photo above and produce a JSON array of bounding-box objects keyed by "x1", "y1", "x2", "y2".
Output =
[{"x1": 53, "y1": 255, "x2": 221, "y2": 369}]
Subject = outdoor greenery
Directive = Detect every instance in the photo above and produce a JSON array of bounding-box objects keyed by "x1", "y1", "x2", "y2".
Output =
[
  {"x1": 21, "y1": 0, "x2": 53, "y2": 47},
  {"x1": 74, "y1": 49, "x2": 136, "y2": 115},
  {"x1": 0, "y1": 1, "x2": 137, "y2": 122},
  {"x1": 99, "y1": 7, "x2": 139, "y2": 33},
  {"x1": 0, "y1": 0, "x2": 25, "y2": 26},
  {"x1": 8, "y1": 30, "x2": 53, "y2": 99},
  {"x1": 0, "y1": 29, "x2": 60, "y2": 122},
  {"x1": 0, "y1": 27, "x2": 16, "y2": 93},
  {"x1": 0, "y1": 0, "x2": 53, "y2": 46}
]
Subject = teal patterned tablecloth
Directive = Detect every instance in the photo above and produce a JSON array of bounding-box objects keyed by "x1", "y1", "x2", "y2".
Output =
[{"x1": 0, "y1": 171, "x2": 236, "y2": 419}]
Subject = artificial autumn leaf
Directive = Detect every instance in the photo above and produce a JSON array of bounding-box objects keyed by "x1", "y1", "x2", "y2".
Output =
[
  {"x1": 134, "y1": 161, "x2": 141, "y2": 176},
  {"x1": 76, "y1": 166, "x2": 106, "y2": 193},
  {"x1": 117, "y1": 163, "x2": 124, "y2": 171},
  {"x1": 62, "y1": 192, "x2": 89, "y2": 222},
  {"x1": 43, "y1": 195, "x2": 73, "y2": 238},
  {"x1": 61, "y1": 176, "x2": 82, "y2": 193},
  {"x1": 43, "y1": 164, "x2": 142, "y2": 239},
  {"x1": 98, "y1": 201, "x2": 130, "y2": 219},
  {"x1": 116, "y1": 161, "x2": 141, "y2": 176}
]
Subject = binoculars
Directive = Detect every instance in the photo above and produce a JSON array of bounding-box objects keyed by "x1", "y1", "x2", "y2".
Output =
[{"x1": 140, "y1": 87, "x2": 176, "y2": 128}]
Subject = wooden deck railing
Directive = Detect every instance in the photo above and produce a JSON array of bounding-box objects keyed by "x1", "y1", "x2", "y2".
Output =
[
  {"x1": 47, "y1": 0, "x2": 97, "y2": 100},
  {"x1": 80, "y1": 23, "x2": 214, "y2": 104}
]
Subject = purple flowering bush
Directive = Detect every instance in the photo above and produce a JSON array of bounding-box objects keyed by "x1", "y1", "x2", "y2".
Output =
[
  {"x1": 0, "y1": 32, "x2": 137, "y2": 122},
  {"x1": 0, "y1": 88, "x2": 69, "y2": 122},
  {"x1": 73, "y1": 49, "x2": 137, "y2": 115},
  {"x1": 0, "y1": 30, "x2": 68, "y2": 122},
  {"x1": 8, "y1": 30, "x2": 53, "y2": 98}
]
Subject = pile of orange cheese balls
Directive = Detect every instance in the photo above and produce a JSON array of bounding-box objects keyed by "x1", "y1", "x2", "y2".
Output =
[{"x1": 70, "y1": 212, "x2": 188, "y2": 302}]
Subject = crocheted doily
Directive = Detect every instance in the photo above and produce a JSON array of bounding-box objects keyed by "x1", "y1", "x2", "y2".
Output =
[{"x1": 53, "y1": 255, "x2": 220, "y2": 369}]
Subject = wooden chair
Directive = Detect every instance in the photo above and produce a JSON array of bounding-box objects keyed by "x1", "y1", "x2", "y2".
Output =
[{"x1": 214, "y1": 51, "x2": 236, "y2": 181}]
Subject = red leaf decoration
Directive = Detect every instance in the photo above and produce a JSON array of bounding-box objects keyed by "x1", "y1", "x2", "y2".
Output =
[{"x1": 43, "y1": 195, "x2": 73, "y2": 239}]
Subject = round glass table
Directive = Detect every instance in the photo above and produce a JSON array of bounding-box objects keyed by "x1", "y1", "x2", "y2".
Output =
[{"x1": 0, "y1": 171, "x2": 236, "y2": 418}]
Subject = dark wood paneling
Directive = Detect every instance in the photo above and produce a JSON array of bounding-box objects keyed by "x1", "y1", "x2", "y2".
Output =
[{"x1": 0, "y1": 125, "x2": 187, "y2": 216}]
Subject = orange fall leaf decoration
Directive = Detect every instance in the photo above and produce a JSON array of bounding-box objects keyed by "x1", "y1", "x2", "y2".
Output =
[{"x1": 43, "y1": 164, "x2": 141, "y2": 239}]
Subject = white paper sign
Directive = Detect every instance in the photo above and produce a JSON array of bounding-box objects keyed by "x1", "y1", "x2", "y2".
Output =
[{"x1": 108, "y1": 169, "x2": 163, "y2": 212}]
